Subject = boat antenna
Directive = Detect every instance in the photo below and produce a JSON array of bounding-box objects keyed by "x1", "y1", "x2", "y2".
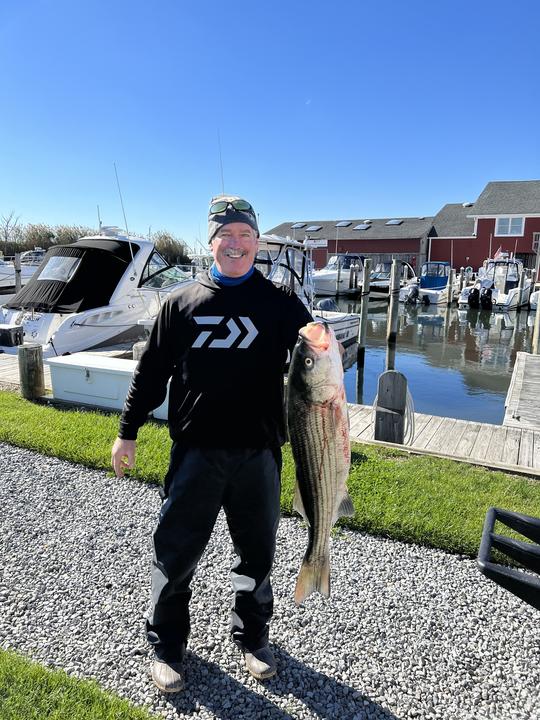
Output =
[
  {"x1": 113, "y1": 162, "x2": 136, "y2": 274},
  {"x1": 97, "y1": 204, "x2": 102, "y2": 231},
  {"x1": 217, "y1": 129, "x2": 225, "y2": 195}
]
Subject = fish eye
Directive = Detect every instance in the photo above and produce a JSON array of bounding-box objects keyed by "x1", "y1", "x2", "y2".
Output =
[{"x1": 305, "y1": 357, "x2": 313, "y2": 367}]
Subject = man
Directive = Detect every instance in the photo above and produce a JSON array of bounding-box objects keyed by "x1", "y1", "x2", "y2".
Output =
[{"x1": 111, "y1": 195, "x2": 312, "y2": 692}]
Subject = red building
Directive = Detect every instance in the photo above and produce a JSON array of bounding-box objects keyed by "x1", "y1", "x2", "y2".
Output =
[{"x1": 265, "y1": 179, "x2": 540, "y2": 280}]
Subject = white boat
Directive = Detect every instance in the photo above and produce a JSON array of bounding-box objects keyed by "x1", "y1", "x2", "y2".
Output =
[
  {"x1": 0, "y1": 227, "x2": 194, "y2": 357},
  {"x1": 0, "y1": 258, "x2": 39, "y2": 290},
  {"x1": 256, "y1": 235, "x2": 360, "y2": 347},
  {"x1": 400, "y1": 261, "x2": 457, "y2": 305},
  {"x1": 458, "y1": 255, "x2": 531, "y2": 311},
  {"x1": 530, "y1": 289, "x2": 538, "y2": 310},
  {"x1": 313, "y1": 253, "x2": 364, "y2": 297},
  {"x1": 369, "y1": 260, "x2": 417, "y2": 300}
]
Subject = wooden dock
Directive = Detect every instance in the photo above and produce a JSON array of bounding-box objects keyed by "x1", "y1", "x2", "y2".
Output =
[
  {"x1": 504, "y1": 352, "x2": 540, "y2": 431},
  {"x1": 348, "y1": 403, "x2": 540, "y2": 478},
  {"x1": 0, "y1": 351, "x2": 538, "y2": 477}
]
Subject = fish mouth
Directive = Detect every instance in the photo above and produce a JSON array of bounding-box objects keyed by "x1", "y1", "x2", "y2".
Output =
[{"x1": 299, "y1": 321, "x2": 331, "y2": 351}]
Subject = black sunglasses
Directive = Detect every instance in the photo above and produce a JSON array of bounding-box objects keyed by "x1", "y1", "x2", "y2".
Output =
[{"x1": 209, "y1": 199, "x2": 254, "y2": 216}]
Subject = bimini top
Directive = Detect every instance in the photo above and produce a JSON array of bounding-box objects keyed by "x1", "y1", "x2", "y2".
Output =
[{"x1": 6, "y1": 239, "x2": 139, "y2": 313}]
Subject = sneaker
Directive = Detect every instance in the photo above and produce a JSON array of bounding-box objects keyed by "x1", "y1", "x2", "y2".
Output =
[
  {"x1": 243, "y1": 645, "x2": 277, "y2": 680},
  {"x1": 151, "y1": 659, "x2": 185, "y2": 693}
]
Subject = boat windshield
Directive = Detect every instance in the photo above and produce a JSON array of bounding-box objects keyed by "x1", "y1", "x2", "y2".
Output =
[
  {"x1": 141, "y1": 251, "x2": 169, "y2": 283},
  {"x1": 485, "y1": 261, "x2": 520, "y2": 283},
  {"x1": 421, "y1": 263, "x2": 449, "y2": 278},
  {"x1": 141, "y1": 265, "x2": 192, "y2": 289},
  {"x1": 325, "y1": 255, "x2": 361, "y2": 270},
  {"x1": 255, "y1": 242, "x2": 309, "y2": 301},
  {"x1": 370, "y1": 262, "x2": 391, "y2": 280}
]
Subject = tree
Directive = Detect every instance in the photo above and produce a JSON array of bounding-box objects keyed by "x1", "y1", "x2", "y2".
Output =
[
  {"x1": 0, "y1": 211, "x2": 21, "y2": 256},
  {"x1": 152, "y1": 230, "x2": 191, "y2": 265}
]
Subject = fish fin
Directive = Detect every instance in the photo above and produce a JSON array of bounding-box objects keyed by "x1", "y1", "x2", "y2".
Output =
[
  {"x1": 294, "y1": 556, "x2": 330, "y2": 605},
  {"x1": 293, "y1": 483, "x2": 309, "y2": 523},
  {"x1": 332, "y1": 492, "x2": 355, "y2": 525}
]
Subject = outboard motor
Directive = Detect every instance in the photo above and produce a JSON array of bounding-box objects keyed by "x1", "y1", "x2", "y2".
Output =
[
  {"x1": 404, "y1": 284, "x2": 419, "y2": 305},
  {"x1": 316, "y1": 298, "x2": 340, "y2": 312},
  {"x1": 480, "y1": 286, "x2": 493, "y2": 311},
  {"x1": 468, "y1": 287, "x2": 480, "y2": 309}
]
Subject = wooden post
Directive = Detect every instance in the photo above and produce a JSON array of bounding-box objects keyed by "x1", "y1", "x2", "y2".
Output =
[
  {"x1": 374, "y1": 370, "x2": 407, "y2": 443},
  {"x1": 386, "y1": 259, "x2": 400, "y2": 371},
  {"x1": 516, "y1": 270, "x2": 526, "y2": 311},
  {"x1": 356, "y1": 257, "x2": 372, "y2": 404},
  {"x1": 14, "y1": 253, "x2": 22, "y2": 293},
  {"x1": 458, "y1": 266, "x2": 465, "y2": 294},
  {"x1": 336, "y1": 260, "x2": 341, "y2": 296},
  {"x1": 446, "y1": 268, "x2": 455, "y2": 306},
  {"x1": 18, "y1": 343, "x2": 45, "y2": 400},
  {"x1": 533, "y1": 303, "x2": 540, "y2": 355}
]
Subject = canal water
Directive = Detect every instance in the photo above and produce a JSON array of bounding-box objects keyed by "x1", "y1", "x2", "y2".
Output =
[{"x1": 335, "y1": 300, "x2": 537, "y2": 425}]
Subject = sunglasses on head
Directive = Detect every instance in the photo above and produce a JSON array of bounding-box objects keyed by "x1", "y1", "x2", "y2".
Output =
[{"x1": 209, "y1": 199, "x2": 254, "y2": 216}]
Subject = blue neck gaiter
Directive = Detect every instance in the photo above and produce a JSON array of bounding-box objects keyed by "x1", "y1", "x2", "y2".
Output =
[{"x1": 210, "y1": 263, "x2": 255, "y2": 286}]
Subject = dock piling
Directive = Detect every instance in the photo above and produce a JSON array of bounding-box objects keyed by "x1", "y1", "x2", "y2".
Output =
[
  {"x1": 356, "y1": 257, "x2": 371, "y2": 404},
  {"x1": 14, "y1": 253, "x2": 22, "y2": 293},
  {"x1": 18, "y1": 343, "x2": 45, "y2": 400}
]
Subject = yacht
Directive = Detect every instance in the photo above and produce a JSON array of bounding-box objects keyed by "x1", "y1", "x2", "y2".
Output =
[
  {"x1": 400, "y1": 261, "x2": 457, "y2": 305},
  {"x1": 256, "y1": 235, "x2": 360, "y2": 346},
  {"x1": 0, "y1": 257, "x2": 40, "y2": 290},
  {"x1": 0, "y1": 227, "x2": 194, "y2": 357},
  {"x1": 313, "y1": 253, "x2": 364, "y2": 297},
  {"x1": 369, "y1": 260, "x2": 416, "y2": 300},
  {"x1": 458, "y1": 255, "x2": 531, "y2": 311}
]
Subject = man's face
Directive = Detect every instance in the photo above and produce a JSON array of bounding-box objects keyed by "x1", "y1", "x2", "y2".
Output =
[{"x1": 210, "y1": 222, "x2": 258, "y2": 278}]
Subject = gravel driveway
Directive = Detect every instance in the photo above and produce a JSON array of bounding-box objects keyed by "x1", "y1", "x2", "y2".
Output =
[{"x1": 0, "y1": 443, "x2": 538, "y2": 720}]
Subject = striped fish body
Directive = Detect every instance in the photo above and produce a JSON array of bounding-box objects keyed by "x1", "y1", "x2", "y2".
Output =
[{"x1": 287, "y1": 322, "x2": 353, "y2": 605}]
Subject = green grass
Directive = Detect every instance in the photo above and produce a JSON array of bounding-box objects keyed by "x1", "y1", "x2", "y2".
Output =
[
  {"x1": 0, "y1": 649, "x2": 152, "y2": 720},
  {"x1": 1, "y1": 389, "x2": 539, "y2": 557}
]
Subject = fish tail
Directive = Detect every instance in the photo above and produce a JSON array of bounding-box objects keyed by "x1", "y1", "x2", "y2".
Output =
[{"x1": 294, "y1": 556, "x2": 330, "y2": 605}]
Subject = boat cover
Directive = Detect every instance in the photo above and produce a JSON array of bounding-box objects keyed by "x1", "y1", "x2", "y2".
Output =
[{"x1": 5, "y1": 240, "x2": 139, "y2": 313}]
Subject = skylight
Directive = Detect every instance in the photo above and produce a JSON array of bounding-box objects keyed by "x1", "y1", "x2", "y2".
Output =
[
  {"x1": 291, "y1": 222, "x2": 306, "y2": 229},
  {"x1": 335, "y1": 221, "x2": 351, "y2": 228},
  {"x1": 386, "y1": 219, "x2": 403, "y2": 226},
  {"x1": 354, "y1": 224, "x2": 370, "y2": 230},
  {"x1": 305, "y1": 225, "x2": 322, "y2": 232}
]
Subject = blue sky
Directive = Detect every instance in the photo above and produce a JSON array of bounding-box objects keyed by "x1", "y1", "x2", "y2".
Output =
[{"x1": 1, "y1": 0, "x2": 539, "y2": 251}]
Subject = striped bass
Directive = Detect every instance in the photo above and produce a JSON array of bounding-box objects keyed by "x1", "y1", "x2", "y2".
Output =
[{"x1": 287, "y1": 321, "x2": 354, "y2": 605}]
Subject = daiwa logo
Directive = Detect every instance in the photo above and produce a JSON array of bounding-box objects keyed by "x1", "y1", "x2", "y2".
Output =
[{"x1": 192, "y1": 316, "x2": 259, "y2": 349}]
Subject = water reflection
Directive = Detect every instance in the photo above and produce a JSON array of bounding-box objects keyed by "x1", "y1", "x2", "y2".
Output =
[{"x1": 334, "y1": 298, "x2": 536, "y2": 424}]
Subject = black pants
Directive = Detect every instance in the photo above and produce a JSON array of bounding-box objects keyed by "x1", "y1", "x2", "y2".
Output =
[{"x1": 146, "y1": 445, "x2": 281, "y2": 662}]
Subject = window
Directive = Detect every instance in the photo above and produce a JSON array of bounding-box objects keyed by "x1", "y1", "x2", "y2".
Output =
[
  {"x1": 495, "y1": 217, "x2": 524, "y2": 236},
  {"x1": 353, "y1": 224, "x2": 370, "y2": 230},
  {"x1": 385, "y1": 219, "x2": 403, "y2": 226},
  {"x1": 335, "y1": 221, "x2": 351, "y2": 228},
  {"x1": 291, "y1": 222, "x2": 306, "y2": 229},
  {"x1": 38, "y1": 256, "x2": 81, "y2": 283},
  {"x1": 305, "y1": 225, "x2": 322, "y2": 232}
]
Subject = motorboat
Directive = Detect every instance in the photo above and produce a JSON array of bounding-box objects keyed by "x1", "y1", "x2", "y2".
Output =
[
  {"x1": 313, "y1": 253, "x2": 364, "y2": 297},
  {"x1": 256, "y1": 235, "x2": 360, "y2": 346},
  {"x1": 369, "y1": 260, "x2": 416, "y2": 300},
  {"x1": 0, "y1": 257, "x2": 40, "y2": 290},
  {"x1": 458, "y1": 254, "x2": 531, "y2": 311},
  {"x1": 400, "y1": 261, "x2": 457, "y2": 305},
  {"x1": 0, "y1": 227, "x2": 194, "y2": 357}
]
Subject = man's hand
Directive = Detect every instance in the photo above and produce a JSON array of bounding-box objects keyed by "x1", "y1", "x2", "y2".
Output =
[{"x1": 111, "y1": 437, "x2": 136, "y2": 478}]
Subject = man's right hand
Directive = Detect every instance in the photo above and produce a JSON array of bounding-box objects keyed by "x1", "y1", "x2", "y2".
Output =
[{"x1": 111, "y1": 437, "x2": 136, "y2": 478}]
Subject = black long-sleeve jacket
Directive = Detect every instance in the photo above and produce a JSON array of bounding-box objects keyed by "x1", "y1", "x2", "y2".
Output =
[{"x1": 119, "y1": 269, "x2": 313, "y2": 449}]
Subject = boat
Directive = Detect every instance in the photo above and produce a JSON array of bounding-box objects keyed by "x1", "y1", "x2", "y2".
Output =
[
  {"x1": 400, "y1": 261, "x2": 457, "y2": 305},
  {"x1": 256, "y1": 235, "x2": 360, "y2": 347},
  {"x1": 0, "y1": 257, "x2": 40, "y2": 291},
  {"x1": 313, "y1": 253, "x2": 364, "y2": 297},
  {"x1": 369, "y1": 260, "x2": 416, "y2": 300},
  {"x1": 529, "y1": 288, "x2": 538, "y2": 311},
  {"x1": 458, "y1": 254, "x2": 531, "y2": 311},
  {"x1": 0, "y1": 227, "x2": 194, "y2": 357}
]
